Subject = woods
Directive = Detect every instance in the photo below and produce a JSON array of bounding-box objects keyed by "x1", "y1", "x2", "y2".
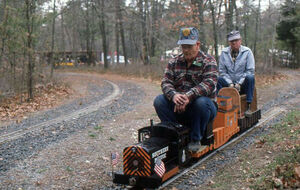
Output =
[{"x1": 0, "y1": 0, "x2": 299, "y2": 101}]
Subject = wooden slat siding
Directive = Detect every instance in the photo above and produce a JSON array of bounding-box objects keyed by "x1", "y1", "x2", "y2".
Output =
[{"x1": 218, "y1": 87, "x2": 241, "y2": 117}]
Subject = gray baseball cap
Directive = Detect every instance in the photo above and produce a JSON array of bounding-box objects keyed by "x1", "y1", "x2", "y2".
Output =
[
  {"x1": 227, "y1": 30, "x2": 241, "y2": 41},
  {"x1": 177, "y1": 27, "x2": 199, "y2": 45}
]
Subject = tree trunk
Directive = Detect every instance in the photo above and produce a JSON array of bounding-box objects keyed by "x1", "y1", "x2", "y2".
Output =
[
  {"x1": 50, "y1": 0, "x2": 56, "y2": 78},
  {"x1": 216, "y1": 0, "x2": 223, "y2": 26},
  {"x1": 209, "y1": 0, "x2": 218, "y2": 62},
  {"x1": 225, "y1": 0, "x2": 234, "y2": 33},
  {"x1": 233, "y1": 0, "x2": 239, "y2": 30},
  {"x1": 243, "y1": 19, "x2": 248, "y2": 46},
  {"x1": 71, "y1": 3, "x2": 77, "y2": 66},
  {"x1": 98, "y1": 0, "x2": 108, "y2": 68},
  {"x1": 116, "y1": 0, "x2": 128, "y2": 65},
  {"x1": 138, "y1": 0, "x2": 149, "y2": 65},
  {"x1": 191, "y1": 0, "x2": 207, "y2": 52},
  {"x1": 0, "y1": 0, "x2": 8, "y2": 68},
  {"x1": 84, "y1": 0, "x2": 91, "y2": 66},
  {"x1": 241, "y1": 0, "x2": 250, "y2": 46},
  {"x1": 253, "y1": 0, "x2": 261, "y2": 59},
  {"x1": 60, "y1": 11, "x2": 66, "y2": 61},
  {"x1": 91, "y1": 7, "x2": 96, "y2": 66},
  {"x1": 25, "y1": 0, "x2": 35, "y2": 100},
  {"x1": 115, "y1": 9, "x2": 120, "y2": 65}
]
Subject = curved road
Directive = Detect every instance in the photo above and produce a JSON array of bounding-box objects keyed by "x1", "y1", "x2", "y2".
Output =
[{"x1": 0, "y1": 73, "x2": 145, "y2": 174}]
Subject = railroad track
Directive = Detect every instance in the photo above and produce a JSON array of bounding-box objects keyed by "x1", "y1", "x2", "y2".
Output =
[
  {"x1": 0, "y1": 80, "x2": 121, "y2": 144},
  {"x1": 158, "y1": 106, "x2": 286, "y2": 189}
]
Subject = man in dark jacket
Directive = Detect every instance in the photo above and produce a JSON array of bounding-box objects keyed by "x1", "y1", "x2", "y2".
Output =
[{"x1": 153, "y1": 27, "x2": 218, "y2": 152}]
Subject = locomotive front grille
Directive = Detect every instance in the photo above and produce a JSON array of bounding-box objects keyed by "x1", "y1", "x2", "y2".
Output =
[{"x1": 123, "y1": 146, "x2": 151, "y2": 177}]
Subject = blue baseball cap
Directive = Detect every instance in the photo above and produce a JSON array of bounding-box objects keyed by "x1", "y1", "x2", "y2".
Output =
[{"x1": 177, "y1": 27, "x2": 199, "y2": 45}]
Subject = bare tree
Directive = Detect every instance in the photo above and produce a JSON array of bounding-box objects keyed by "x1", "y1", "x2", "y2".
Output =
[
  {"x1": 114, "y1": 0, "x2": 120, "y2": 65},
  {"x1": 225, "y1": 0, "x2": 234, "y2": 33},
  {"x1": 50, "y1": 0, "x2": 56, "y2": 77},
  {"x1": 241, "y1": 0, "x2": 251, "y2": 46},
  {"x1": 0, "y1": 0, "x2": 8, "y2": 68},
  {"x1": 253, "y1": 0, "x2": 261, "y2": 59},
  {"x1": 115, "y1": 0, "x2": 128, "y2": 65},
  {"x1": 60, "y1": 10, "x2": 66, "y2": 61},
  {"x1": 233, "y1": 0, "x2": 240, "y2": 30},
  {"x1": 25, "y1": 0, "x2": 36, "y2": 100},
  {"x1": 191, "y1": 0, "x2": 208, "y2": 52},
  {"x1": 95, "y1": 0, "x2": 108, "y2": 68},
  {"x1": 209, "y1": 0, "x2": 219, "y2": 62},
  {"x1": 138, "y1": 0, "x2": 149, "y2": 65}
]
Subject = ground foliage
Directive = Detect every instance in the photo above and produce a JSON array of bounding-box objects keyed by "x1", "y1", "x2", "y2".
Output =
[
  {"x1": 205, "y1": 110, "x2": 300, "y2": 190},
  {"x1": 0, "y1": 82, "x2": 73, "y2": 122}
]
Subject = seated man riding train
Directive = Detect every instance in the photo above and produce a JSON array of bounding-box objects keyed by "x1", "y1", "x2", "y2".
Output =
[
  {"x1": 153, "y1": 28, "x2": 255, "y2": 153},
  {"x1": 217, "y1": 30, "x2": 255, "y2": 117}
]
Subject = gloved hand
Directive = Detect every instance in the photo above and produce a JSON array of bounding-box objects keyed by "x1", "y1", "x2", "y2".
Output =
[
  {"x1": 234, "y1": 83, "x2": 241, "y2": 92},
  {"x1": 229, "y1": 83, "x2": 234, "y2": 88}
]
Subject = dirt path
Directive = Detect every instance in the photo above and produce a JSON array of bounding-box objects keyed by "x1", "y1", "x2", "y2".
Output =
[{"x1": 0, "y1": 69, "x2": 299, "y2": 189}]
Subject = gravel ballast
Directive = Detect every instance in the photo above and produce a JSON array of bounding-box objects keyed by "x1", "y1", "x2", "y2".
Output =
[{"x1": 0, "y1": 71, "x2": 299, "y2": 189}]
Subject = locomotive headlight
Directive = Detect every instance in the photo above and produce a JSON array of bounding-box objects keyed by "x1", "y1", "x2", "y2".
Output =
[
  {"x1": 133, "y1": 160, "x2": 139, "y2": 167},
  {"x1": 131, "y1": 147, "x2": 136, "y2": 153}
]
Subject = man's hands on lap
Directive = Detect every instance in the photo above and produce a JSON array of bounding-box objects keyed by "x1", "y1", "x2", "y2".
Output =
[
  {"x1": 234, "y1": 83, "x2": 241, "y2": 91},
  {"x1": 229, "y1": 83, "x2": 241, "y2": 92},
  {"x1": 173, "y1": 94, "x2": 189, "y2": 113}
]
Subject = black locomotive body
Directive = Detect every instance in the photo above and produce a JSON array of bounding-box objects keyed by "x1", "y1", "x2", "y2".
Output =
[{"x1": 113, "y1": 122, "x2": 191, "y2": 188}]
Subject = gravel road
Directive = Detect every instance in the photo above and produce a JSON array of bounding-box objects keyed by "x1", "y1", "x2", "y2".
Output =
[
  {"x1": 0, "y1": 73, "x2": 144, "y2": 175},
  {"x1": 0, "y1": 71, "x2": 299, "y2": 189}
]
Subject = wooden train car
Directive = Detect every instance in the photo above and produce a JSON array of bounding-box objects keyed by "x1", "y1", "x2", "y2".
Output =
[{"x1": 113, "y1": 88, "x2": 261, "y2": 188}]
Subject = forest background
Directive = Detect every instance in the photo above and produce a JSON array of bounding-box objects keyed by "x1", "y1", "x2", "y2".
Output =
[{"x1": 0, "y1": 0, "x2": 299, "y2": 101}]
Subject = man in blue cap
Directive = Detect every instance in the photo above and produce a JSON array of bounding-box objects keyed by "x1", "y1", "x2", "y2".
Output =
[
  {"x1": 217, "y1": 30, "x2": 255, "y2": 117},
  {"x1": 153, "y1": 27, "x2": 218, "y2": 152}
]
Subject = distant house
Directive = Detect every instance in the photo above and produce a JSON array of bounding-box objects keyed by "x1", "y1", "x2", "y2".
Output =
[
  {"x1": 164, "y1": 47, "x2": 181, "y2": 59},
  {"x1": 100, "y1": 53, "x2": 130, "y2": 65},
  {"x1": 207, "y1": 44, "x2": 225, "y2": 57}
]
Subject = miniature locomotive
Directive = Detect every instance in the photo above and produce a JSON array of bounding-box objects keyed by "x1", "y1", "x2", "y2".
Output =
[{"x1": 113, "y1": 88, "x2": 261, "y2": 188}]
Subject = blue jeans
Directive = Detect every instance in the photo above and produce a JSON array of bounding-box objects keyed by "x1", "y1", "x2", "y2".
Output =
[
  {"x1": 217, "y1": 75, "x2": 255, "y2": 103},
  {"x1": 153, "y1": 94, "x2": 217, "y2": 141}
]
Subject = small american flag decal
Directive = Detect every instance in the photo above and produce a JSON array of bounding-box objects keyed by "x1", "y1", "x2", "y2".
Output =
[
  {"x1": 154, "y1": 159, "x2": 165, "y2": 178},
  {"x1": 111, "y1": 152, "x2": 119, "y2": 166}
]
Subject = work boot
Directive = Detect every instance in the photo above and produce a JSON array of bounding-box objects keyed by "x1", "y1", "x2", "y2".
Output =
[
  {"x1": 188, "y1": 141, "x2": 201, "y2": 152},
  {"x1": 245, "y1": 103, "x2": 252, "y2": 117}
]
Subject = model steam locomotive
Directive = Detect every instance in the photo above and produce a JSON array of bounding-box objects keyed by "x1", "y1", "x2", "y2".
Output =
[{"x1": 113, "y1": 87, "x2": 261, "y2": 188}]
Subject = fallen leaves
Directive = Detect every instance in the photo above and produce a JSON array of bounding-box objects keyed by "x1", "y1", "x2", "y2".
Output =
[
  {"x1": 0, "y1": 83, "x2": 73, "y2": 122},
  {"x1": 255, "y1": 139, "x2": 266, "y2": 148},
  {"x1": 256, "y1": 73, "x2": 289, "y2": 87},
  {"x1": 273, "y1": 163, "x2": 300, "y2": 188},
  {"x1": 295, "y1": 165, "x2": 300, "y2": 180}
]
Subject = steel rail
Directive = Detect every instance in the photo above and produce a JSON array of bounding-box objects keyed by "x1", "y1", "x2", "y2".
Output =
[
  {"x1": 159, "y1": 106, "x2": 286, "y2": 189},
  {"x1": 0, "y1": 80, "x2": 121, "y2": 144}
]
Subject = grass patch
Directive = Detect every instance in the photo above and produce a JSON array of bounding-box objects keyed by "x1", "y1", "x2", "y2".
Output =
[
  {"x1": 37, "y1": 168, "x2": 47, "y2": 174},
  {"x1": 205, "y1": 110, "x2": 300, "y2": 190},
  {"x1": 94, "y1": 125, "x2": 103, "y2": 131},
  {"x1": 88, "y1": 131, "x2": 97, "y2": 138},
  {"x1": 66, "y1": 166, "x2": 73, "y2": 172},
  {"x1": 109, "y1": 137, "x2": 115, "y2": 141},
  {"x1": 249, "y1": 110, "x2": 300, "y2": 189}
]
